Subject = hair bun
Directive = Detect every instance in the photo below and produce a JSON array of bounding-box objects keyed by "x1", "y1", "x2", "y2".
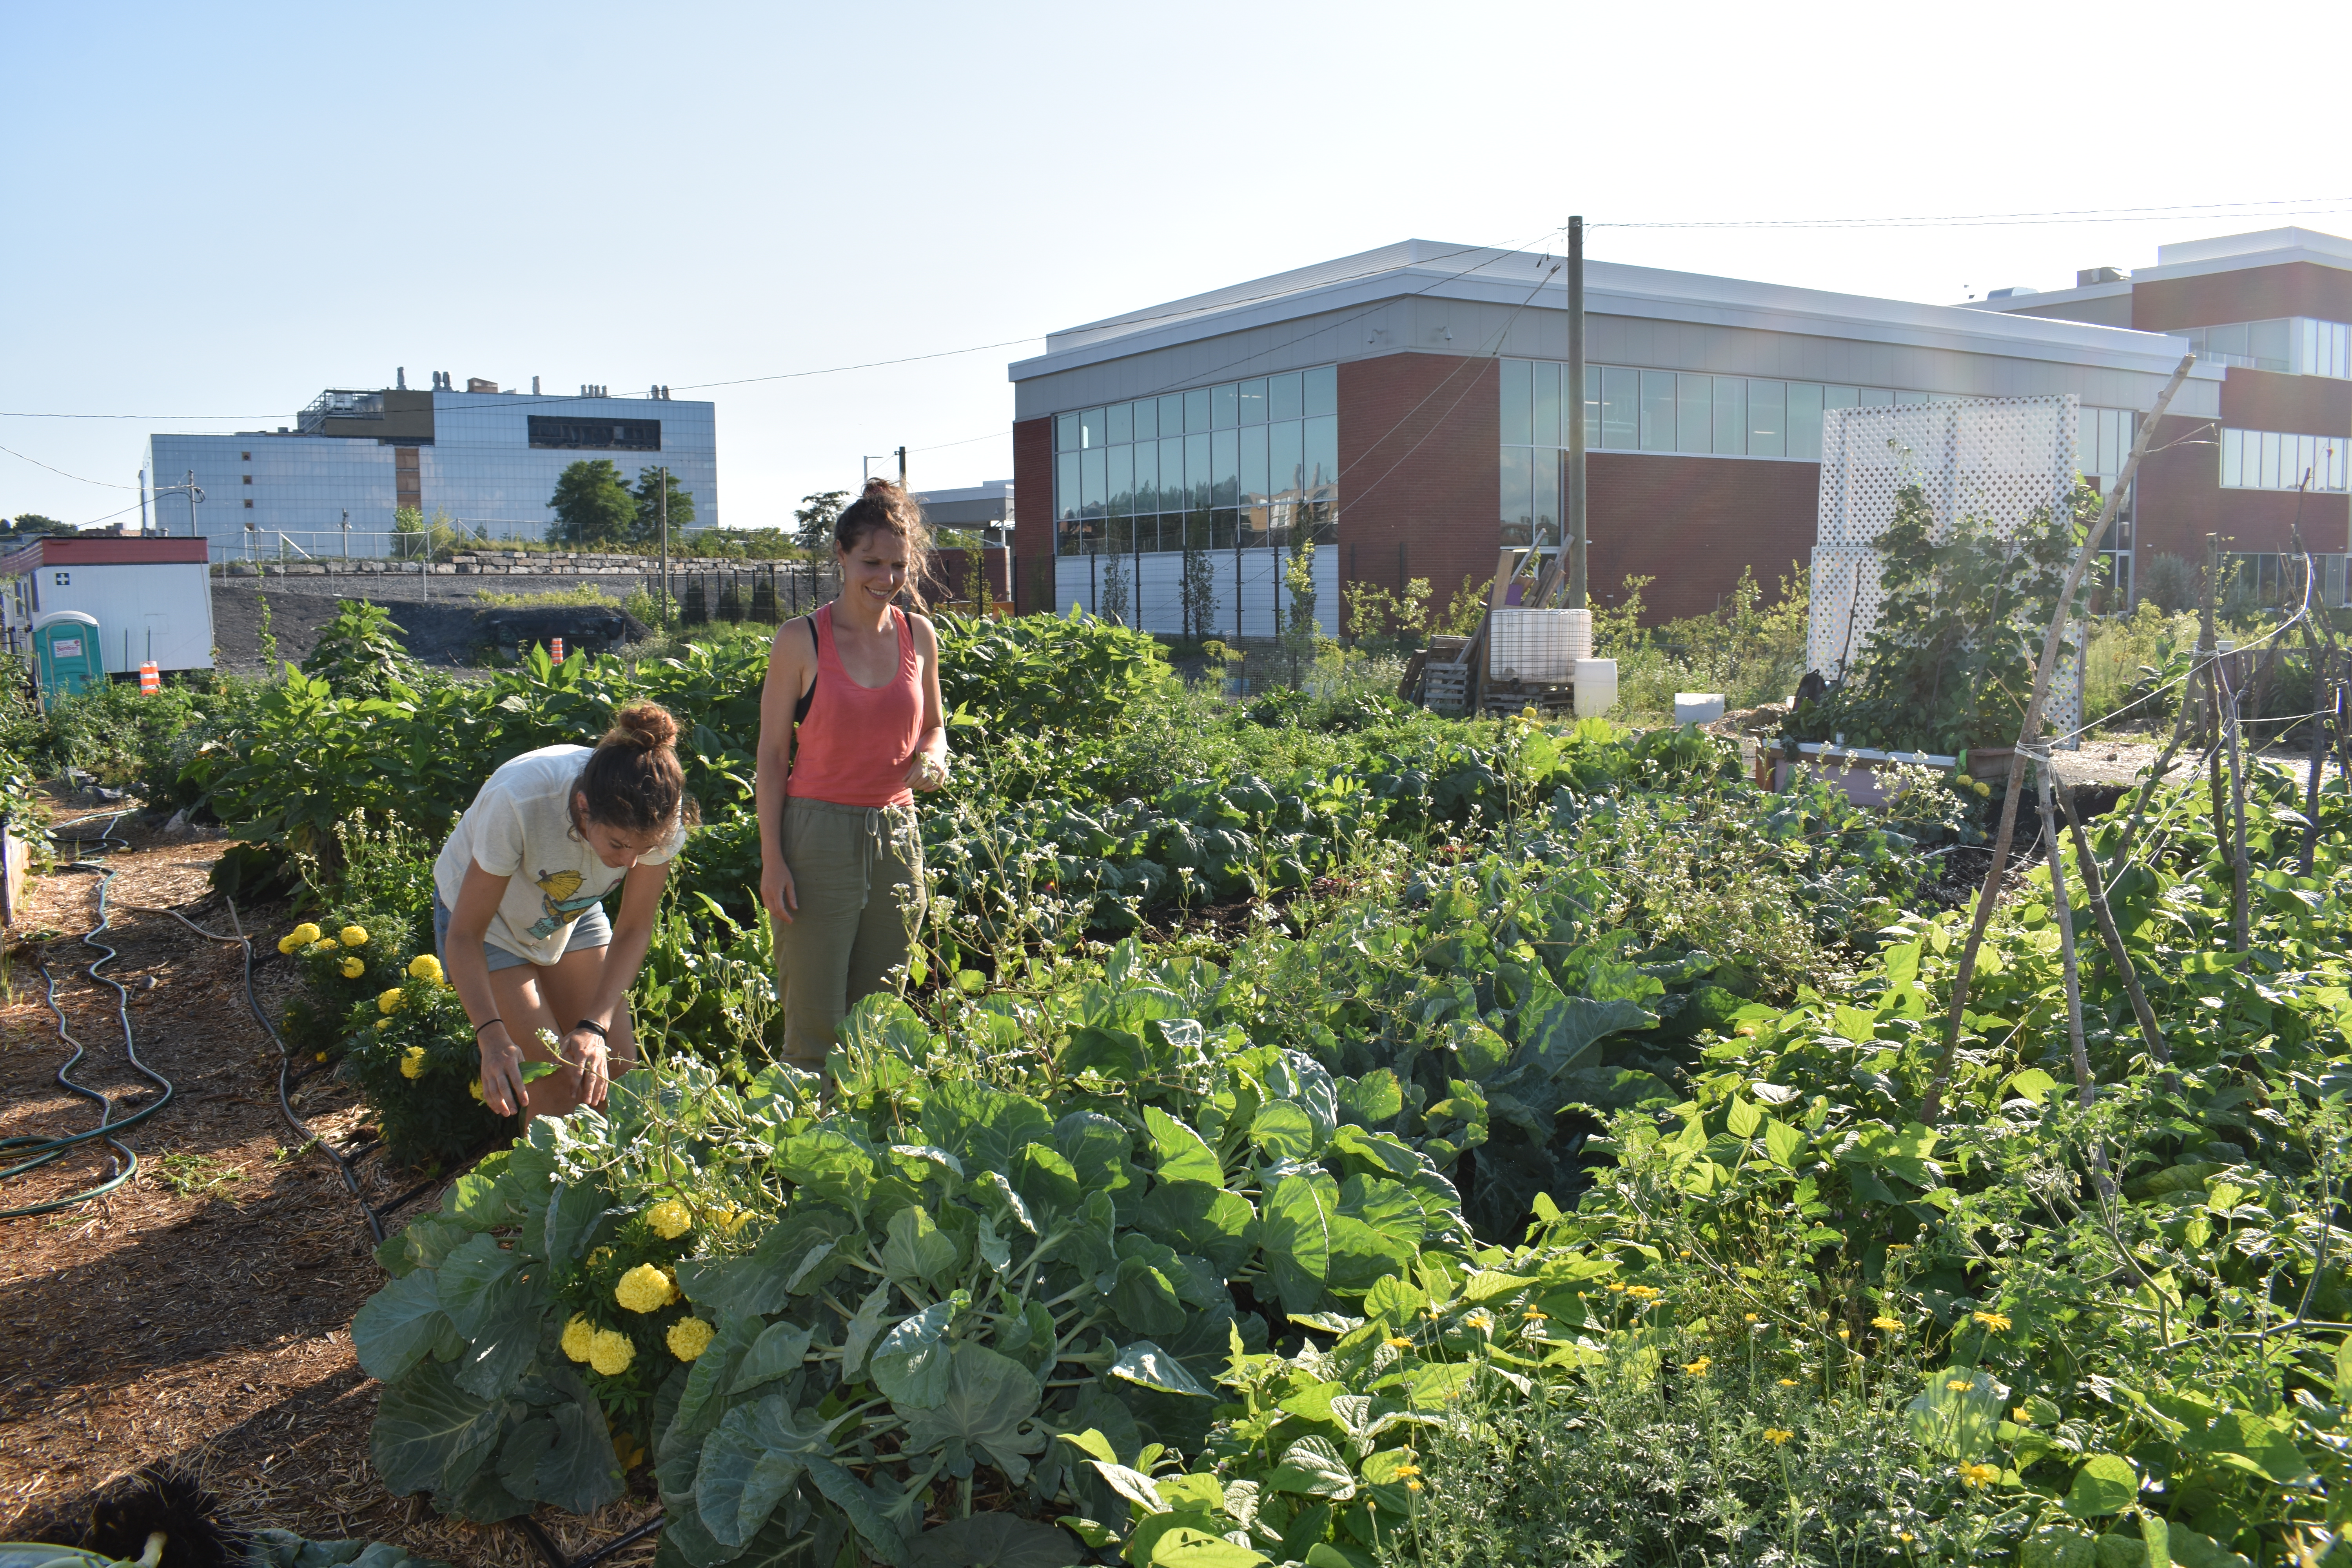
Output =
[
  {"x1": 860, "y1": 477, "x2": 898, "y2": 500},
  {"x1": 606, "y1": 700, "x2": 679, "y2": 752}
]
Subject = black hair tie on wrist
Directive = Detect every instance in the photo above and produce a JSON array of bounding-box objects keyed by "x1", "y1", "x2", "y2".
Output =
[
  {"x1": 473, "y1": 1017, "x2": 503, "y2": 1036},
  {"x1": 575, "y1": 1018, "x2": 610, "y2": 1042}
]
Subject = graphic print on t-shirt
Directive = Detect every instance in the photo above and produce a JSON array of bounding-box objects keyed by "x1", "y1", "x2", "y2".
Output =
[{"x1": 528, "y1": 868, "x2": 603, "y2": 938}]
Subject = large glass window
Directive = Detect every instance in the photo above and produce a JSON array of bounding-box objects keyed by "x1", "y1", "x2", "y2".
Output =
[
  {"x1": 2177, "y1": 316, "x2": 2350, "y2": 377},
  {"x1": 1052, "y1": 365, "x2": 1342, "y2": 554},
  {"x1": 2218, "y1": 428, "x2": 2349, "y2": 492},
  {"x1": 1640, "y1": 371, "x2": 1677, "y2": 452}
]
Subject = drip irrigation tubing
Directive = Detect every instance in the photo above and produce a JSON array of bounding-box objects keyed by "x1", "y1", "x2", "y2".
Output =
[
  {"x1": 122, "y1": 896, "x2": 439, "y2": 1245},
  {"x1": 0, "y1": 812, "x2": 176, "y2": 1220}
]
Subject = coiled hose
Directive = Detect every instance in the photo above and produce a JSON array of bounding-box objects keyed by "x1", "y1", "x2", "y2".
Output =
[{"x1": 0, "y1": 813, "x2": 175, "y2": 1221}]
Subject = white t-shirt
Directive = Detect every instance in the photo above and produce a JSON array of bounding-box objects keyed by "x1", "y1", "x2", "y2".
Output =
[{"x1": 432, "y1": 744, "x2": 686, "y2": 967}]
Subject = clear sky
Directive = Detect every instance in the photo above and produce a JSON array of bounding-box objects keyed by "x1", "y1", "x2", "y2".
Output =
[{"x1": 4, "y1": 0, "x2": 2348, "y2": 531}]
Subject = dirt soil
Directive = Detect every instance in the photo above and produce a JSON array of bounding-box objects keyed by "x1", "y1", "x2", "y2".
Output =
[
  {"x1": 0, "y1": 813, "x2": 656, "y2": 1567},
  {"x1": 210, "y1": 580, "x2": 642, "y2": 676}
]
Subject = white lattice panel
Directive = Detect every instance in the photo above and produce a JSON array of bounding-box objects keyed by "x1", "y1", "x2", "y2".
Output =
[{"x1": 1810, "y1": 395, "x2": 2083, "y2": 743}]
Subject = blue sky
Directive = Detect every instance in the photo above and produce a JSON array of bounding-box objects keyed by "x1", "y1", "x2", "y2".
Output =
[{"x1": 4, "y1": 0, "x2": 2347, "y2": 530}]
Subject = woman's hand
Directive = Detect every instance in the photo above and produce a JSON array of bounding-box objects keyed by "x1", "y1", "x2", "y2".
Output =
[
  {"x1": 906, "y1": 752, "x2": 949, "y2": 792},
  {"x1": 761, "y1": 857, "x2": 798, "y2": 923},
  {"x1": 563, "y1": 1027, "x2": 613, "y2": 1108},
  {"x1": 477, "y1": 1024, "x2": 529, "y2": 1118}
]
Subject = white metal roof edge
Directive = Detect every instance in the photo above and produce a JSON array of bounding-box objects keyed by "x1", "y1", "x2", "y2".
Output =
[
  {"x1": 1955, "y1": 280, "x2": 2134, "y2": 312},
  {"x1": 1010, "y1": 245, "x2": 2217, "y2": 385}
]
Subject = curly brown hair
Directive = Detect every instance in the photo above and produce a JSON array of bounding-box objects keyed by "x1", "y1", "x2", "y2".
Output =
[
  {"x1": 833, "y1": 478, "x2": 932, "y2": 610},
  {"x1": 574, "y1": 701, "x2": 702, "y2": 837}
]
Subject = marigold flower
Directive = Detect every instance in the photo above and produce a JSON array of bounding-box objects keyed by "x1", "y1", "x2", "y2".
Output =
[
  {"x1": 561, "y1": 1315, "x2": 597, "y2": 1363},
  {"x1": 306, "y1": 940, "x2": 339, "y2": 957},
  {"x1": 469, "y1": 1080, "x2": 485, "y2": 1102},
  {"x1": 341, "y1": 956, "x2": 366, "y2": 979},
  {"x1": 1971, "y1": 1310, "x2": 2012, "y2": 1333},
  {"x1": 667, "y1": 1316, "x2": 716, "y2": 1361},
  {"x1": 277, "y1": 935, "x2": 299, "y2": 956},
  {"x1": 1385, "y1": 1335, "x2": 1412, "y2": 1349},
  {"x1": 1945, "y1": 1378, "x2": 1973, "y2": 1392},
  {"x1": 1777, "y1": 1378, "x2": 1798, "y2": 1387},
  {"x1": 1899, "y1": 1532, "x2": 1916, "y2": 1544},
  {"x1": 399, "y1": 1046, "x2": 426, "y2": 1080},
  {"x1": 408, "y1": 953, "x2": 444, "y2": 984},
  {"x1": 588, "y1": 1247, "x2": 614, "y2": 1267},
  {"x1": 340, "y1": 925, "x2": 368, "y2": 947},
  {"x1": 588, "y1": 1326, "x2": 634, "y2": 1376},
  {"x1": 615, "y1": 1263, "x2": 674, "y2": 1313},
  {"x1": 1873, "y1": 1316, "x2": 1904, "y2": 1332},
  {"x1": 645, "y1": 1199, "x2": 692, "y2": 1240},
  {"x1": 375, "y1": 1018, "x2": 393, "y2": 1031},
  {"x1": 1763, "y1": 1427, "x2": 1793, "y2": 1445},
  {"x1": 314, "y1": 1051, "x2": 327, "y2": 1062},
  {"x1": 378, "y1": 987, "x2": 405, "y2": 1015},
  {"x1": 282, "y1": 923, "x2": 321, "y2": 953},
  {"x1": 1957, "y1": 1462, "x2": 1998, "y2": 1489},
  {"x1": 1744, "y1": 1313, "x2": 1759, "y2": 1323},
  {"x1": 1682, "y1": 1357, "x2": 1712, "y2": 1376}
]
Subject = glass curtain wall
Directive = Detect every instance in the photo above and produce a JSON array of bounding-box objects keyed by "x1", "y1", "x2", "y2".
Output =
[
  {"x1": 2217, "y1": 428, "x2": 2351, "y2": 492},
  {"x1": 2170, "y1": 318, "x2": 2351, "y2": 378},
  {"x1": 1053, "y1": 365, "x2": 1339, "y2": 555}
]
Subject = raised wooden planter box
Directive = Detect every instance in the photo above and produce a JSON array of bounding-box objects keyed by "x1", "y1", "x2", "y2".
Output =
[{"x1": 1774, "y1": 741, "x2": 1962, "y2": 807}]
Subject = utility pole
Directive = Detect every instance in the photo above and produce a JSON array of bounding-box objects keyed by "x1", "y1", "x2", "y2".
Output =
[
  {"x1": 1566, "y1": 215, "x2": 1588, "y2": 610},
  {"x1": 187, "y1": 470, "x2": 200, "y2": 539},
  {"x1": 138, "y1": 469, "x2": 148, "y2": 537},
  {"x1": 896, "y1": 446, "x2": 907, "y2": 488},
  {"x1": 341, "y1": 509, "x2": 351, "y2": 561},
  {"x1": 658, "y1": 465, "x2": 670, "y2": 626}
]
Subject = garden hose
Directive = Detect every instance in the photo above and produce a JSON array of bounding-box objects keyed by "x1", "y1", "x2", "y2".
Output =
[
  {"x1": 0, "y1": 814, "x2": 177, "y2": 1221},
  {"x1": 125, "y1": 897, "x2": 427, "y2": 1245}
]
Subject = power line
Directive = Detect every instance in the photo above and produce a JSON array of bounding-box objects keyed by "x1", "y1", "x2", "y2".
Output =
[{"x1": 0, "y1": 441, "x2": 136, "y2": 489}]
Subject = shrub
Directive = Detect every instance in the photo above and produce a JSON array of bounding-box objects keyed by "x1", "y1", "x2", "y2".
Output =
[
  {"x1": 273, "y1": 910, "x2": 416, "y2": 1060},
  {"x1": 337, "y1": 960, "x2": 508, "y2": 1168}
]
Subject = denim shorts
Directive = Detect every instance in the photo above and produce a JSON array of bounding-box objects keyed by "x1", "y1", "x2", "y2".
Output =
[{"x1": 432, "y1": 894, "x2": 612, "y2": 973}]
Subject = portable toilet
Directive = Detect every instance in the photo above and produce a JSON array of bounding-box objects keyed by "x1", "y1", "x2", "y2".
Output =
[{"x1": 34, "y1": 610, "x2": 105, "y2": 703}]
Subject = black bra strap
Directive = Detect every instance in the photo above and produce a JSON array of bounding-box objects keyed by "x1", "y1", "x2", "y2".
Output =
[{"x1": 793, "y1": 615, "x2": 818, "y2": 724}]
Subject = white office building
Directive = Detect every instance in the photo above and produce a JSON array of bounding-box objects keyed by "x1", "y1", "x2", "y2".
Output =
[{"x1": 144, "y1": 375, "x2": 717, "y2": 561}]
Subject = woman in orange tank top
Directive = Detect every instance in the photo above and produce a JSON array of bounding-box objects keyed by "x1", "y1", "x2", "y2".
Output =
[{"x1": 754, "y1": 479, "x2": 950, "y2": 1071}]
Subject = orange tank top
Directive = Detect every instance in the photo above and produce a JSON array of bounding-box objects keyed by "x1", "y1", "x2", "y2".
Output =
[{"x1": 785, "y1": 603, "x2": 922, "y2": 808}]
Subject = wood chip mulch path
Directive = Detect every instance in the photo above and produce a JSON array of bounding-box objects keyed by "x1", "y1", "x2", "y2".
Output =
[{"x1": 0, "y1": 814, "x2": 657, "y2": 1568}]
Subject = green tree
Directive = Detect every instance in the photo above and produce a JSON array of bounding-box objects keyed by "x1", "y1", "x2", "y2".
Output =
[
  {"x1": 633, "y1": 467, "x2": 696, "y2": 546},
  {"x1": 5, "y1": 514, "x2": 74, "y2": 536},
  {"x1": 546, "y1": 459, "x2": 636, "y2": 546},
  {"x1": 792, "y1": 490, "x2": 850, "y2": 552}
]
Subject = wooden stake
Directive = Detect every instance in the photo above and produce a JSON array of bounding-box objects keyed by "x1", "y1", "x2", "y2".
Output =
[
  {"x1": 1922, "y1": 354, "x2": 2196, "y2": 1124},
  {"x1": 2036, "y1": 760, "x2": 2095, "y2": 1104},
  {"x1": 2059, "y1": 789, "x2": 2170, "y2": 1066},
  {"x1": 2220, "y1": 648, "x2": 2252, "y2": 953}
]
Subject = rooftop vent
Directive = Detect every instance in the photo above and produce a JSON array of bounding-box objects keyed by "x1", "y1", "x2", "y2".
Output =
[
  {"x1": 467, "y1": 378, "x2": 499, "y2": 394},
  {"x1": 2076, "y1": 267, "x2": 2128, "y2": 287},
  {"x1": 1986, "y1": 286, "x2": 2038, "y2": 299}
]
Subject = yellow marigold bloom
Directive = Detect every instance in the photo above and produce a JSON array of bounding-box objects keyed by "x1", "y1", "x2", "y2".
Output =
[
  {"x1": 561, "y1": 1315, "x2": 597, "y2": 1363},
  {"x1": 341, "y1": 956, "x2": 366, "y2": 979},
  {"x1": 314, "y1": 1051, "x2": 327, "y2": 1062},
  {"x1": 615, "y1": 1263, "x2": 673, "y2": 1313},
  {"x1": 1682, "y1": 1357, "x2": 1712, "y2": 1376},
  {"x1": 1900, "y1": 1532, "x2": 1915, "y2": 1544},
  {"x1": 1744, "y1": 1313, "x2": 1759, "y2": 1323},
  {"x1": 1971, "y1": 1311, "x2": 2012, "y2": 1333},
  {"x1": 588, "y1": 1247, "x2": 614, "y2": 1267},
  {"x1": 1385, "y1": 1335, "x2": 1412, "y2": 1349},
  {"x1": 283, "y1": 923, "x2": 321, "y2": 951},
  {"x1": 306, "y1": 940, "x2": 339, "y2": 957},
  {"x1": 667, "y1": 1316, "x2": 716, "y2": 1361},
  {"x1": 375, "y1": 1018, "x2": 393, "y2": 1031},
  {"x1": 1945, "y1": 1379, "x2": 1973, "y2": 1392},
  {"x1": 645, "y1": 1199, "x2": 693, "y2": 1240},
  {"x1": 340, "y1": 925, "x2": 368, "y2": 947},
  {"x1": 1957, "y1": 1463, "x2": 1998, "y2": 1489},
  {"x1": 408, "y1": 953, "x2": 444, "y2": 984},
  {"x1": 378, "y1": 987, "x2": 405, "y2": 1015},
  {"x1": 1873, "y1": 1316, "x2": 1904, "y2": 1332},
  {"x1": 469, "y1": 1080, "x2": 485, "y2": 1102},
  {"x1": 399, "y1": 1046, "x2": 426, "y2": 1080},
  {"x1": 588, "y1": 1326, "x2": 634, "y2": 1376},
  {"x1": 1777, "y1": 1378, "x2": 1798, "y2": 1387},
  {"x1": 277, "y1": 934, "x2": 299, "y2": 955},
  {"x1": 1763, "y1": 1428, "x2": 1793, "y2": 1445}
]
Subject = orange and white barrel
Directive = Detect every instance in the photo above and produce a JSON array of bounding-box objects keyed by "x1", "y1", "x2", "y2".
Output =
[
  {"x1": 550, "y1": 637, "x2": 565, "y2": 663},
  {"x1": 138, "y1": 661, "x2": 160, "y2": 694}
]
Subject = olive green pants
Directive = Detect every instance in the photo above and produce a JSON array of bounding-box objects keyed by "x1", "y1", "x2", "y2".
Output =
[{"x1": 774, "y1": 798, "x2": 925, "y2": 1071}]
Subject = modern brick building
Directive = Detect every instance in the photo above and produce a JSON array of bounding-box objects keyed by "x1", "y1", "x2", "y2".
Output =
[
  {"x1": 1967, "y1": 227, "x2": 2351, "y2": 605},
  {"x1": 1006, "y1": 235, "x2": 2347, "y2": 635}
]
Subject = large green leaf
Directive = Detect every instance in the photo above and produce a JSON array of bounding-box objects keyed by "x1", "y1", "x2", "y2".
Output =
[
  {"x1": 731, "y1": 1321, "x2": 816, "y2": 1396},
  {"x1": 541, "y1": 1180, "x2": 608, "y2": 1265},
  {"x1": 1108, "y1": 1255, "x2": 1189, "y2": 1336},
  {"x1": 1906, "y1": 1367, "x2": 2008, "y2": 1461},
  {"x1": 352, "y1": 1270, "x2": 455, "y2": 1385},
  {"x1": 695, "y1": 1394, "x2": 835, "y2": 1548},
  {"x1": 1260, "y1": 1172, "x2": 1337, "y2": 1313},
  {"x1": 1144, "y1": 1107, "x2": 1223, "y2": 1185},
  {"x1": 881, "y1": 1206, "x2": 958, "y2": 1286},
  {"x1": 435, "y1": 1233, "x2": 521, "y2": 1339},
  {"x1": 802, "y1": 1456, "x2": 910, "y2": 1567},
  {"x1": 2062, "y1": 1453, "x2": 2139, "y2": 1518},
  {"x1": 1135, "y1": 1183, "x2": 1256, "y2": 1276},
  {"x1": 372, "y1": 1360, "x2": 506, "y2": 1499},
  {"x1": 1109, "y1": 1341, "x2": 1212, "y2": 1398},
  {"x1": 451, "y1": 1270, "x2": 549, "y2": 1400},
  {"x1": 899, "y1": 1341, "x2": 1047, "y2": 1481},
  {"x1": 840, "y1": 1283, "x2": 892, "y2": 1380},
  {"x1": 871, "y1": 1301, "x2": 956, "y2": 1409},
  {"x1": 1250, "y1": 1101, "x2": 1318, "y2": 1162},
  {"x1": 905, "y1": 1515, "x2": 1079, "y2": 1568},
  {"x1": 680, "y1": 1213, "x2": 851, "y2": 1318},
  {"x1": 497, "y1": 1400, "x2": 622, "y2": 1514}
]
